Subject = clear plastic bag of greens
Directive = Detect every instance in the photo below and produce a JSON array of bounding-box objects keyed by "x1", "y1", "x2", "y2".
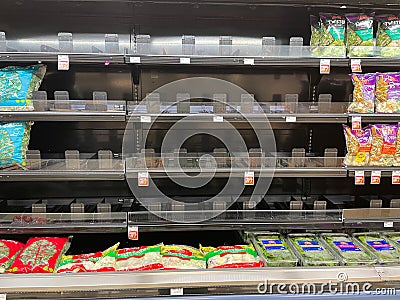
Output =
[
  {"x1": 346, "y1": 13, "x2": 374, "y2": 57},
  {"x1": 376, "y1": 15, "x2": 400, "y2": 57},
  {"x1": 354, "y1": 232, "x2": 400, "y2": 264}
]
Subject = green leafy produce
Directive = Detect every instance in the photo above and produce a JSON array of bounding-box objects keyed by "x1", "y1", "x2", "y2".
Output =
[
  {"x1": 289, "y1": 235, "x2": 338, "y2": 266},
  {"x1": 255, "y1": 235, "x2": 297, "y2": 267},
  {"x1": 322, "y1": 234, "x2": 376, "y2": 266},
  {"x1": 376, "y1": 15, "x2": 400, "y2": 57},
  {"x1": 310, "y1": 15, "x2": 321, "y2": 56},
  {"x1": 357, "y1": 233, "x2": 400, "y2": 264},
  {"x1": 384, "y1": 233, "x2": 400, "y2": 248},
  {"x1": 346, "y1": 13, "x2": 374, "y2": 57},
  {"x1": 319, "y1": 13, "x2": 346, "y2": 57}
]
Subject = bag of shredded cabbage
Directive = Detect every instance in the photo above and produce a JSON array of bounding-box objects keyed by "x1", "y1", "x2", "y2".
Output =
[
  {"x1": 0, "y1": 122, "x2": 32, "y2": 168},
  {"x1": 0, "y1": 64, "x2": 46, "y2": 111},
  {"x1": 116, "y1": 245, "x2": 163, "y2": 271},
  {"x1": 0, "y1": 239, "x2": 25, "y2": 273},
  {"x1": 161, "y1": 245, "x2": 206, "y2": 270},
  {"x1": 202, "y1": 245, "x2": 264, "y2": 269}
]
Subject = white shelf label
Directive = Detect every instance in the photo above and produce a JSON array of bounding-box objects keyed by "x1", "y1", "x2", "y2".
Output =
[
  {"x1": 244, "y1": 58, "x2": 255, "y2": 65},
  {"x1": 351, "y1": 59, "x2": 362, "y2": 73},
  {"x1": 0, "y1": 295, "x2": 5, "y2": 300},
  {"x1": 371, "y1": 170, "x2": 381, "y2": 185},
  {"x1": 351, "y1": 116, "x2": 362, "y2": 131},
  {"x1": 384, "y1": 221, "x2": 394, "y2": 228},
  {"x1": 392, "y1": 171, "x2": 400, "y2": 185},
  {"x1": 170, "y1": 288, "x2": 184, "y2": 296},
  {"x1": 320, "y1": 59, "x2": 331, "y2": 74},
  {"x1": 128, "y1": 226, "x2": 139, "y2": 240},
  {"x1": 138, "y1": 171, "x2": 149, "y2": 187},
  {"x1": 244, "y1": 171, "x2": 255, "y2": 186},
  {"x1": 286, "y1": 116, "x2": 297, "y2": 123},
  {"x1": 213, "y1": 116, "x2": 223, "y2": 122},
  {"x1": 355, "y1": 170, "x2": 365, "y2": 185},
  {"x1": 58, "y1": 55, "x2": 69, "y2": 71},
  {"x1": 180, "y1": 57, "x2": 191, "y2": 64},
  {"x1": 129, "y1": 56, "x2": 141, "y2": 64},
  {"x1": 140, "y1": 116, "x2": 151, "y2": 123}
]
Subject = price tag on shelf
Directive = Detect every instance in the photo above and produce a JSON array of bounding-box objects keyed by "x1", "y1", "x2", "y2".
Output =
[
  {"x1": 371, "y1": 170, "x2": 381, "y2": 185},
  {"x1": 285, "y1": 116, "x2": 297, "y2": 123},
  {"x1": 351, "y1": 59, "x2": 362, "y2": 73},
  {"x1": 213, "y1": 116, "x2": 223, "y2": 122},
  {"x1": 138, "y1": 171, "x2": 149, "y2": 187},
  {"x1": 384, "y1": 221, "x2": 394, "y2": 228},
  {"x1": 58, "y1": 55, "x2": 69, "y2": 71},
  {"x1": 351, "y1": 116, "x2": 362, "y2": 131},
  {"x1": 0, "y1": 294, "x2": 6, "y2": 300},
  {"x1": 320, "y1": 59, "x2": 331, "y2": 74},
  {"x1": 140, "y1": 116, "x2": 151, "y2": 123},
  {"x1": 354, "y1": 170, "x2": 365, "y2": 185},
  {"x1": 243, "y1": 58, "x2": 255, "y2": 65},
  {"x1": 392, "y1": 171, "x2": 400, "y2": 185},
  {"x1": 129, "y1": 56, "x2": 141, "y2": 64},
  {"x1": 244, "y1": 171, "x2": 255, "y2": 186},
  {"x1": 180, "y1": 57, "x2": 191, "y2": 64},
  {"x1": 170, "y1": 288, "x2": 184, "y2": 296},
  {"x1": 128, "y1": 226, "x2": 139, "y2": 240}
]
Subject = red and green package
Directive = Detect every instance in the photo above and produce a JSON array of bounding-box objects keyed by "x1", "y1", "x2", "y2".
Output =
[
  {"x1": 202, "y1": 245, "x2": 264, "y2": 269},
  {"x1": 0, "y1": 240, "x2": 25, "y2": 273},
  {"x1": 116, "y1": 245, "x2": 163, "y2": 271},
  {"x1": 8, "y1": 237, "x2": 71, "y2": 273},
  {"x1": 161, "y1": 245, "x2": 206, "y2": 270}
]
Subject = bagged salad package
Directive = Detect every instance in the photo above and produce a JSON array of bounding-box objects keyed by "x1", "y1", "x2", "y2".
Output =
[
  {"x1": 348, "y1": 73, "x2": 377, "y2": 113},
  {"x1": 0, "y1": 122, "x2": 32, "y2": 168},
  {"x1": 370, "y1": 124, "x2": 398, "y2": 166},
  {"x1": 310, "y1": 15, "x2": 321, "y2": 55},
  {"x1": 343, "y1": 125, "x2": 372, "y2": 167},
  {"x1": 376, "y1": 15, "x2": 400, "y2": 57},
  {"x1": 355, "y1": 232, "x2": 400, "y2": 264},
  {"x1": 161, "y1": 245, "x2": 206, "y2": 270},
  {"x1": 346, "y1": 13, "x2": 374, "y2": 57},
  {"x1": 0, "y1": 239, "x2": 25, "y2": 273},
  {"x1": 321, "y1": 233, "x2": 377, "y2": 266},
  {"x1": 116, "y1": 245, "x2": 163, "y2": 271},
  {"x1": 395, "y1": 124, "x2": 400, "y2": 166},
  {"x1": 0, "y1": 65, "x2": 46, "y2": 111},
  {"x1": 288, "y1": 234, "x2": 340, "y2": 266},
  {"x1": 376, "y1": 73, "x2": 400, "y2": 113},
  {"x1": 319, "y1": 13, "x2": 346, "y2": 57},
  {"x1": 8, "y1": 236, "x2": 71, "y2": 273},
  {"x1": 202, "y1": 245, "x2": 263, "y2": 269}
]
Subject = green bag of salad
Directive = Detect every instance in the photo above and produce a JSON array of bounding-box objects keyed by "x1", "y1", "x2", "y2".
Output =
[
  {"x1": 376, "y1": 15, "x2": 400, "y2": 57},
  {"x1": 319, "y1": 13, "x2": 346, "y2": 57},
  {"x1": 346, "y1": 13, "x2": 374, "y2": 57}
]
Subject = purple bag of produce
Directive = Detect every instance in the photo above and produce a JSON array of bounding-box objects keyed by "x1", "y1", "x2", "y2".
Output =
[
  {"x1": 348, "y1": 73, "x2": 377, "y2": 113},
  {"x1": 376, "y1": 72, "x2": 400, "y2": 113}
]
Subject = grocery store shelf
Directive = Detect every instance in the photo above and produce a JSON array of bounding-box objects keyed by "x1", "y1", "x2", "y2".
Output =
[
  {"x1": 347, "y1": 114, "x2": 400, "y2": 123},
  {"x1": 0, "y1": 266, "x2": 385, "y2": 295},
  {"x1": 0, "y1": 213, "x2": 127, "y2": 234},
  {"x1": 343, "y1": 208, "x2": 400, "y2": 228},
  {"x1": 128, "y1": 209, "x2": 343, "y2": 230},
  {"x1": 358, "y1": 57, "x2": 400, "y2": 67},
  {"x1": 347, "y1": 168, "x2": 400, "y2": 177},
  {"x1": 0, "y1": 158, "x2": 125, "y2": 181}
]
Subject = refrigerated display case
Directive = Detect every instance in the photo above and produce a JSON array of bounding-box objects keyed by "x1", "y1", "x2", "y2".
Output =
[{"x1": 1, "y1": 0, "x2": 400, "y2": 299}]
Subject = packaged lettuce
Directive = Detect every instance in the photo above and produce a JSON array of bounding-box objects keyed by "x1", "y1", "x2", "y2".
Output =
[
  {"x1": 376, "y1": 15, "x2": 400, "y2": 57},
  {"x1": 0, "y1": 65, "x2": 46, "y2": 111},
  {"x1": 370, "y1": 124, "x2": 397, "y2": 167},
  {"x1": 346, "y1": 14, "x2": 374, "y2": 57},
  {"x1": 310, "y1": 15, "x2": 321, "y2": 56},
  {"x1": 383, "y1": 232, "x2": 400, "y2": 248},
  {"x1": 319, "y1": 13, "x2": 346, "y2": 57},
  {"x1": 355, "y1": 232, "x2": 400, "y2": 264},
  {"x1": 288, "y1": 234, "x2": 339, "y2": 266},
  {"x1": 0, "y1": 240, "x2": 25, "y2": 273},
  {"x1": 116, "y1": 245, "x2": 163, "y2": 271},
  {"x1": 202, "y1": 245, "x2": 263, "y2": 269},
  {"x1": 161, "y1": 245, "x2": 206, "y2": 270},
  {"x1": 348, "y1": 73, "x2": 377, "y2": 114},
  {"x1": 253, "y1": 233, "x2": 298, "y2": 267},
  {"x1": 321, "y1": 233, "x2": 377, "y2": 266},
  {"x1": 343, "y1": 125, "x2": 372, "y2": 167},
  {"x1": 395, "y1": 124, "x2": 400, "y2": 166},
  {"x1": 0, "y1": 122, "x2": 32, "y2": 168},
  {"x1": 376, "y1": 72, "x2": 400, "y2": 113}
]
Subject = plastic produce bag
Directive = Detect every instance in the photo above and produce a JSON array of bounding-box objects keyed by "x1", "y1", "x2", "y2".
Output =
[
  {"x1": 0, "y1": 240, "x2": 25, "y2": 273},
  {"x1": 0, "y1": 122, "x2": 32, "y2": 168},
  {"x1": 343, "y1": 125, "x2": 372, "y2": 167},
  {"x1": 319, "y1": 13, "x2": 346, "y2": 57},
  {"x1": 310, "y1": 15, "x2": 321, "y2": 55},
  {"x1": 356, "y1": 233, "x2": 400, "y2": 264},
  {"x1": 161, "y1": 245, "x2": 206, "y2": 270},
  {"x1": 370, "y1": 124, "x2": 398, "y2": 167},
  {"x1": 202, "y1": 245, "x2": 264, "y2": 269},
  {"x1": 116, "y1": 245, "x2": 163, "y2": 271},
  {"x1": 395, "y1": 123, "x2": 400, "y2": 166},
  {"x1": 376, "y1": 15, "x2": 400, "y2": 57},
  {"x1": 348, "y1": 73, "x2": 377, "y2": 113},
  {"x1": 8, "y1": 237, "x2": 71, "y2": 273},
  {"x1": 376, "y1": 72, "x2": 400, "y2": 113},
  {"x1": 254, "y1": 234, "x2": 298, "y2": 267},
  {"x1": 0, "y1": 65, "x2": 46, "y2": 111},
  {"x1": 346, "y1": 13, "x2": 374, "y2": 57}
]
